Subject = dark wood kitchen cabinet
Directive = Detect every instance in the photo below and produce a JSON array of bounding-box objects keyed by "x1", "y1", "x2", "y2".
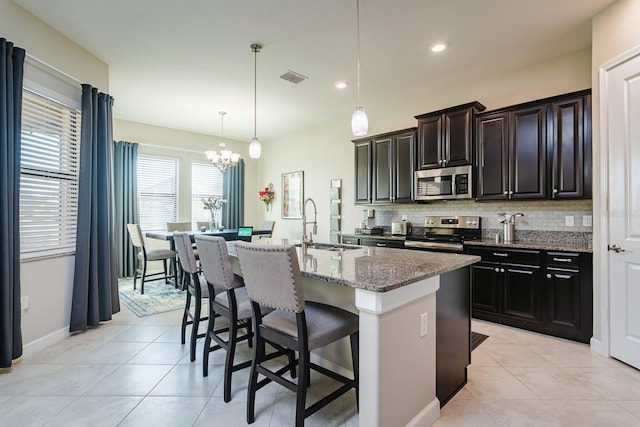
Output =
[
  {"x1": 415, "y1": 102, "x2": 485, "y2": 170},
  {"x1": 353, "y1": 128, "x2": 416, "y2": 204},
  {"x1": 476, "y1": 104, "x2": 547, "y2": 200},
  {"x1": 468, "y1": 246, "x2": 592, "y2": 343},
  {"x1": 358, "y1": 236, "x2": 404, "y2": 248},
  {"x1": 476, "y1": 89, "x2": 592, "y2": 201},
  {"x1": 550, "y1": 91, "x2": 592, "y2": 199}
]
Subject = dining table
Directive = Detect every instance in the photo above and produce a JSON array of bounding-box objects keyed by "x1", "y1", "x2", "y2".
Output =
[{"x1": 145, "y1": 228, "x2": 272, "y2": 287}]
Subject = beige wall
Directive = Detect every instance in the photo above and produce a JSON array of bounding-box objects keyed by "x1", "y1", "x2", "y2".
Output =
[
  {"x1": 591, "y1": 0, "x2": 640, "y2": 345},
  {"x1": 1, "y1": 0, "x2": 109, "y2": 349},
  {"x1": 259, "y1": 49, "x2": 593, "y2": 243}
]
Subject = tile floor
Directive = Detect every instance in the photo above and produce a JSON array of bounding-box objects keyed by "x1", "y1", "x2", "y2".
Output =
[{"x1": 1, "y1": 305, "x2": 639, "y2": 426}]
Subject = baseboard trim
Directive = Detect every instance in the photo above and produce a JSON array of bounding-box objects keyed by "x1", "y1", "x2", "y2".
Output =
[
  {"x1": 590, "y1": 337, "x2": 606, "y2": 356},
  {"x1": 406, "y1": 397, "x2": 441, "y2": 427},
  {"x1": 22, "y1": 326, "x2": 70, "y2": 357}
]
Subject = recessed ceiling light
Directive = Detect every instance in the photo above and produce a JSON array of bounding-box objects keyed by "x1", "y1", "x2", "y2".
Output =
[
  {"x1": 335, "y1": 81, "x2": 348, "y2": 89},
  {"x1": 431, "y1": 43, "x2": 447, "y2": 53}
]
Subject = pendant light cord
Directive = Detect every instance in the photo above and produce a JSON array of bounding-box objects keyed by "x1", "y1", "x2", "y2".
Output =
[
  {"x1": 356, "y1": 0, "x2": 361, "y2": 107},
  {"x1": 254, "y1": 46, "x2": 258, "y2": 139}
]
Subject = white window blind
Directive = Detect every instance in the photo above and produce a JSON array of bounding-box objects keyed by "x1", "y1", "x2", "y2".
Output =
[
  {"x1": 191, "y1": 161, "x2": 223, "y2": 226},
  {"x1": 20, "y1": 89, "x2": 81, "y2": 259},
  {"x1": 137, "y1": 156, "x2": 178, "y2": 231}
]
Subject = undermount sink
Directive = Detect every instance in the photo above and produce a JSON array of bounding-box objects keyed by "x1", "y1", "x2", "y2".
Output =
[{"x1": 295, "y1": 242, "x2": 360, "y2": 251}]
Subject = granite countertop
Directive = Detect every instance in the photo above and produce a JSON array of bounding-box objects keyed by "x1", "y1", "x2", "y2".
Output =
[
  {"x1": 227, "y1": 239, "x2": 480, "y2": 293},
  {"x1": 465, "y1": 238, "x2": 592, "y2": 253},
  {"x1": 342, "y1": 233, "x2": 406, "y2": 241}
]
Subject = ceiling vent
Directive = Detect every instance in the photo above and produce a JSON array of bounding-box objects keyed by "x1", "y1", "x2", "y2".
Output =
[{"x1": 280, "y1": 70, "x2": 308, "y2": 84}]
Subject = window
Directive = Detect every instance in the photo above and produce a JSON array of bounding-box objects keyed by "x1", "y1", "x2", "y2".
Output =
[
  {"x1": 20, "y1": 89, "x2": 81, "y2": 259},
  {"x1": 137, "y1": 156, "x2": 178, "y2": 231},
  {"x1": 192, "y1": 161, "x2": 223, "y2": 226}
]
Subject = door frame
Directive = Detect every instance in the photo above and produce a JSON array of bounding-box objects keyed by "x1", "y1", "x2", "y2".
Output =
[{"x1": 596, "y1": 45, "x2": 640, "y2": 357}]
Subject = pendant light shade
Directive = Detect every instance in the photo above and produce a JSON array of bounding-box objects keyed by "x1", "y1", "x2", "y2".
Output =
[
  {"x1": 250, "y1": 43, "x2": 262, "y2": 159},
  {"x1": 351, "y1": 106, "x2": 368, "y2": 136},
  {"x1": 351, "y1": 0, "x2": 368, "y2": 136}
]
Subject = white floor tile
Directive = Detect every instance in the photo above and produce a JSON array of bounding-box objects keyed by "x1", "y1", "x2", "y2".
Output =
[
  {"x1": 88, "y1": 364, "x2": 173, "y2": 396},
  {"x1": 117, "y1": 396, "x2": 209, "y2": 426},
  {"x1": 0, "y1": 396, "x2": 75, "y2": 426},
  {"x1": 46, "y1": 396, "x2": 142, "y2": 426}
]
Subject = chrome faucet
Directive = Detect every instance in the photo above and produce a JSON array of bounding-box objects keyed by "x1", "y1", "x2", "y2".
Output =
[{"x1": 302, "y1": 198, "x2": 318, "y2": 245}]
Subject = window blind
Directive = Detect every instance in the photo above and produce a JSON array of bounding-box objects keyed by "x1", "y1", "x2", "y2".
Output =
[
  {"x1": 20, "y1": 89, "x2": 81, "y2": 259},
  {"x1": 191, "y1": 161, "x2": 223, "y2": 225},
  {"x1": 137, "y1": 156, "x2": 178, "y2": 231}
]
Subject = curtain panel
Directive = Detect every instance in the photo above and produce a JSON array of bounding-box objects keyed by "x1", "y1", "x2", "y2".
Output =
[
  {"x1": 222, "y1": 159, "x2": 245, "y2": 229},
  {"x1": 113, "y1": 141, "x2": 138, "y2": 278},
  {"x1": 0, "y1": 38, "x2": 25, "y2": 368},
  {"x1": 70, "y1": 85, "x2": 120, "y2": 332}
]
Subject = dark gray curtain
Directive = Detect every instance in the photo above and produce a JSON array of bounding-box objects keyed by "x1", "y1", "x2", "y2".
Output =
[
  {"x1": 222, "y1": 159, "x2": 245, "y2": 228},
  {"x1": 0, "y1": 38, "x2": 25, "y2": 368},
  {"x1": 70, "y1": 84, "x2": 119, "y2": 332},
  {"x1": 113, "y1": 141, "x2": 138, "y2": 278}
]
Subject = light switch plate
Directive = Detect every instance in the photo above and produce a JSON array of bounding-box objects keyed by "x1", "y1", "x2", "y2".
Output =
[
  {"x1": 565, "y1": 216, "x2": 574, "y2": 227},
  {"x1": 583, "y1": 215, "x2": 593, "y2": 227}
]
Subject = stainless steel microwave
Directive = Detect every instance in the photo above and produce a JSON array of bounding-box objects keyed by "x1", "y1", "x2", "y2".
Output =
[{"x1": 414, "y1": 165, "x2": 473, "y2": 201}]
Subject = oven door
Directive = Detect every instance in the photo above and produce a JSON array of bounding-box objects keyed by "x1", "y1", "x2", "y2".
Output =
[{"x1": 403, "y1": 240, "x2": 464, "y2": 253}]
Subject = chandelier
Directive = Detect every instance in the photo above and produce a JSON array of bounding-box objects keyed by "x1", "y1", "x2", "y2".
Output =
[{"x1": 205, "y1": 111, "x2": 240, "y2": 172}]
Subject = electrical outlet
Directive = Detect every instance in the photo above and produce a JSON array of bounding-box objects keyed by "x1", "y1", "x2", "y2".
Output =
[
  {"x1": 565, "y1": 216, "x2": 574, "y2": 227},
  {"x1": 21, "y1": 296, "x2": 29, "y2": 311},
  {"x1": 583, "y1": 215, "x2": 593, "y2": 227},
  {"x1": 419, "y1": 312, "x2": 428, "y2": 337}
]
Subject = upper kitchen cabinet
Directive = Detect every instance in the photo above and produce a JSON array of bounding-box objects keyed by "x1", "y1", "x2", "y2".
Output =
[
  {"x1": 415, "y1": 102, "x2": 486, "y2": 170},
  {"x1": 353, "y1": 128, "x2": 416, "y2": 204},
  {"x1": 476, "y1": 90, "x2": 592, "y2": 201},
  {"x1": 550, "y1": 90, "x2": 592, "y2": 199}
]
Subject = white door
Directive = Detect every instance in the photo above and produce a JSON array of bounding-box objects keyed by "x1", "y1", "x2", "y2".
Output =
[{"x1": 604, "y1": 49, "x2": 640, "y2": 370}]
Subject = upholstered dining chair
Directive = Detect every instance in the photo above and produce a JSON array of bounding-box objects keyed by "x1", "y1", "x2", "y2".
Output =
[
  {"x1": 126, "y1": 223, "x2": 176, "y2": 294},
  {"x1": 259, "y1": 220, "x2": 275, "y2": 238},
  {"x1": 194, "y1": 235, "x2": 257, "y2": 402},
  {"x1": 173, "y1": 231, "x2": 209, "y2": 362},
  {"x1": 234, "y1": 242, "x2": 359, "y2": 426},
  {"x1": 166, "y1": 221, "x2": 192, "y2": 232}
]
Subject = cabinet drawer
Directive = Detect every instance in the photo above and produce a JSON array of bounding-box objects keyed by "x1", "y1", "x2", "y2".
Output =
[
  {"x1": 341, "y1": 236, "x2": 359, "y2": 245},
  {"x1": 546, "y1": 252, "x2": 580, "y2": 268},
  {"x1": 467, "y1": 246, "x2": 541, "y2": 265},
  {"x1": 359, "y1": 237, "x2": 404, "y2": 248}
]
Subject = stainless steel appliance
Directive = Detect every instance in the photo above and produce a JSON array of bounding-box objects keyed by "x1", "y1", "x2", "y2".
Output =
[
  {"x1": 414, "y1": 165, "x2": 473, "y2": 201},
  {"x1": 403, "y1": 215, "x2": 481, "y2": 252},
  {"x1": 391, "y1": 221, "x2": 411, "y2": 236}
]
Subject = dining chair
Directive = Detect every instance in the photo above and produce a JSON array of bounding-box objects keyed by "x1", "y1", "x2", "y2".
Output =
[
  {"x1": 166, "y1": 221, "x2": 192, "y2": 232},
  {"x1": 234, "y1": 242, "x2": 359, "y2": 426},
  {"x1": 259, "y1": 220, "x2": 275, "y2": 238},
  {"x1": 173, "y1": 231, "x2": 209, "y2": 362},
  {"x1": 126, "y1": 223, "x2": 177, "y2": 294},
  {"x1": 194, "y1": 235, "x2": 257, "y2": 402}
]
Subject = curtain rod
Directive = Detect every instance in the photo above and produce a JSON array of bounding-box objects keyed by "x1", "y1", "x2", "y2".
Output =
[{"x1": 25, "y1": 53, "x2": 83, "y2": 86}]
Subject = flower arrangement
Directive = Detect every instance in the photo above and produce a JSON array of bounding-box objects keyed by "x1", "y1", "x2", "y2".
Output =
[
  {"x1": 202, "y1": 196, "x2": 227, "y2": 229},
  {"x1": 258, "y1": 183, "x2": 275, "y2": 211}
]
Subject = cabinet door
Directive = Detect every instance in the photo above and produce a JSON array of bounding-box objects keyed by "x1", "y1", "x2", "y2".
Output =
[
  {"x1": 546, "y1": 268, "x2": 581, "y2": 330},
  {"x1": 341, "y1": 236, "x2": 360, "y2": 245},
  {"x1": 417, "y1": 115, "x2": 442, "y2": 169},
  {"x1": 502, "y1": 264, "x2": 542, "y2": 322},
  {"x1": 509, "y1": 105, "x2": 547, "y2": 199},
  {"x1": 550, "y1": 96, "x2": 585, "y2": 199},
  {"x1": 471, "y1": 262, "x2": 501, "y2": 313},
  {"x1": 372, "y1": 137, "x2": 392, "y2": 203},
  {"x1": 359, "y1": 237, "x2": 404, "y2": 248},
  {"x1": 444, "y1": 108, "x2": 473, "y2": 167},
  {"x1": 354, "y1": 140, "x2": 371, "y2": 204},
  {"x1": 476, "y1": 112, "x2": 509, "y2": 200},
  {"x1": 392, "y1": 131, "x2": 415, "y2": 203}
]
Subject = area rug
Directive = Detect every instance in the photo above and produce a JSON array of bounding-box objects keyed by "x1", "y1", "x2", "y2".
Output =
[
  {"x1": 118, "y1": 277, "x2": 186, "y2": 317},
  {"x1": 471, "y1": 332, "x2": 489, "y2": 351}
]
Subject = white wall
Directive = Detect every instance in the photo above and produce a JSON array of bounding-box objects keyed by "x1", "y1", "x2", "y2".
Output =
[
  {"x1": 1, "y1": 0, "x2": 109, "y2": 349},
  {"x1": 259, "y1": 49, "x2": 593, "y2": 243},
  {"x1": 591, "y1": 0, "x2": 640, "y2": 345}
]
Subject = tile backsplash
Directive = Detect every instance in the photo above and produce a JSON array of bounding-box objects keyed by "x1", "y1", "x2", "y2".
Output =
[{"x1": 357, "y1": 199, "x2": 593, "y2": 233}]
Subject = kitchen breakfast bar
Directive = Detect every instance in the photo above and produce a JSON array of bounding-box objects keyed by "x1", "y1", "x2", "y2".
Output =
[{"x1": 227, "y1": 239, "x2": 480, "y2": 427}]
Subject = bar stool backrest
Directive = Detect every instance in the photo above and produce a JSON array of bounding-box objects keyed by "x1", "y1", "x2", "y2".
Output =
[
  {"x1": 127, "y1": 223, "x2": 145, "y2": 249},
  {"x1": 174, "y1": 232, "x2": 198, "y2": 274},
  {"x1": 194, "y1": 235, "x2": 239, "y2": 297},
  {"x1": 234, "y1": 242, "x2": 305, "y2": 313}
]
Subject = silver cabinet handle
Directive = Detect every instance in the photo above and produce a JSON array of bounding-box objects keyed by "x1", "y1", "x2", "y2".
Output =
[
  {"x1": 552, "y1": 258, "x2": 572, "y2": 263},
  {"x1": 494, "y1": 267, "x2": 500, "y2": 272},
  {"x1": 509, "y1": 191, "x2": 514, "y2": 195},
  {"x1": 376, "y1": 243, "x2": 386, "y2": 247},
  {"x1": 493, "y1": 252, "x2": 509, "y2": 257},
  {"x1": 503, "y1": 191, "x2": 508, "y2": 195},
  {"x1": 608, "y1": 244, "x2": 626, "y2": 253},
  {"x1": 500, "y1": 268, "x2": 505, "y2": 273},
  {"x1": 553, "y1": 189, "x2": 558, "y2": 194},
  {"x1": 547, "y1": 273, "x2": 552, "y2": 279}
]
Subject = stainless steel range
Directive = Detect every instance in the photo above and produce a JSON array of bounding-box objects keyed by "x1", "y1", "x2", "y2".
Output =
[{"x1": 403, "y1": 215, "x2": 481, "y2": 253}]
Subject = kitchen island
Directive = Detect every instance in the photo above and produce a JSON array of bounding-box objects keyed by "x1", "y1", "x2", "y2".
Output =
[{"x1": 227, "y1": 239, "x2": 480, "y2": 427}]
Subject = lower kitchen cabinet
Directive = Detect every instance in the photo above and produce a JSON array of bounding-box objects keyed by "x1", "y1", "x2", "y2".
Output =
[
  {"x1": 468, "y1": 246, "x2": 592, "y2": 343},
  {"x1": 358, "y1": 237, "x2": 405, "y2": 248},
  {"x1": 341, "y1": 236, "x2": 360, "y2": 245}
]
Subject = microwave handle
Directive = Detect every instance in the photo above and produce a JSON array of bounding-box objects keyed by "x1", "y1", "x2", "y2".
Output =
[{"x1": 452, "y1": 175, "x2": 456, "y2": 195}]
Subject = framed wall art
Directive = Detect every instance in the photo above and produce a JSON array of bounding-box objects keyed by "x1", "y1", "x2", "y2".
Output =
[{"x1": 281, "y1": 171, "x2": 304, "y2": 219}]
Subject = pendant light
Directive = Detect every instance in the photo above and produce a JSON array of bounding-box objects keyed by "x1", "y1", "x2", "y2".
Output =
[
  {"x1": 351, "y1": 0, "x2": 368, "y2": 136},
  {"x1": 205, "y1": 111, "x2": 241, "y2": 172},
  {"x1": 249, "y1": 43, "x2": 262, "y2": 158}
]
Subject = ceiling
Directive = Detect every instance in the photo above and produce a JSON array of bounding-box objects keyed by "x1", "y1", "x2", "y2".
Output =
[{"x1": 15, "y1": 0, "x2": 616, "y2": 143}]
